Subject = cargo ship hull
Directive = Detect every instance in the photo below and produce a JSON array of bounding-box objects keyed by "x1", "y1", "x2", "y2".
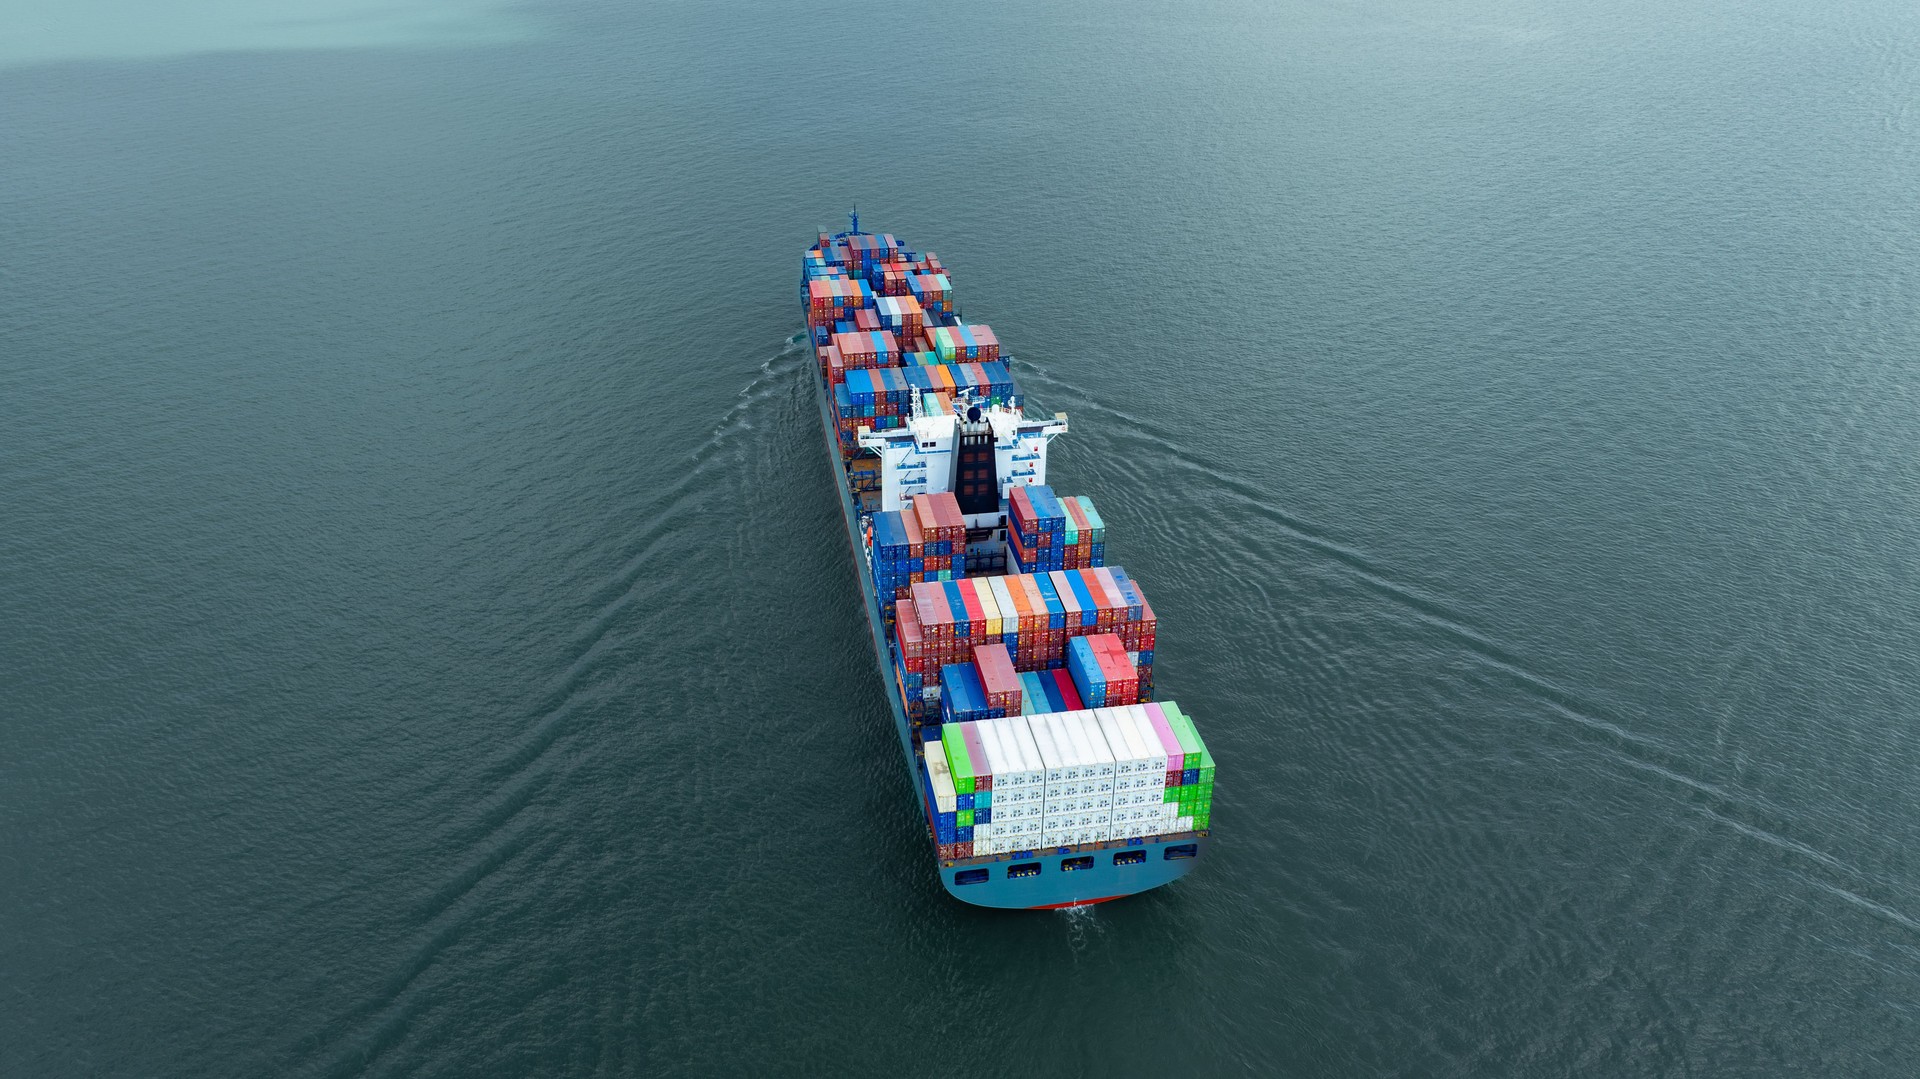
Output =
[{"x1": 806, "y1": 326, "x2": 1207, "y2": 910}]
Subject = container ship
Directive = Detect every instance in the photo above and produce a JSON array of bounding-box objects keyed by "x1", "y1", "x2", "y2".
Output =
[{"x1": 801, "y1": 214, "x2": 1215, "y2": 909}]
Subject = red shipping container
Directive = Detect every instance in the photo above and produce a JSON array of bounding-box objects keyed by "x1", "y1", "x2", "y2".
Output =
[
  {"x1": 965, "y1": 325, "x2": 1001, "y2": 362},
  {"x1": 973, "y1": 643, "x2": 1022, "y2": 712},
  {"x1": 911, "y1": 581, "x2": 952, "y2": 637},
  {"x1": 909, "y1": 494, "x2": 936, "y2": 542},
  {"x1": 832, "y1": 329, "x2": 900, "y2": 367},
  {"x1": 935, "y1": 490, "x2": 966, "y2": 537},
  {"x1": 897, "y1": 597, "x2": 926, "y2": 667},
  {"x1": 900, "y1": 503, "x2": 925, "y2": 555},
  {"x1": 1047, "y1": 668, "x2": 1085, "y2": 711},
  {"x1": 1009, "y1": 485, "x2": 1035, "y2": 533}
]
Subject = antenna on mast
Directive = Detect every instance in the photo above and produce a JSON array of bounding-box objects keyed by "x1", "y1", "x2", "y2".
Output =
[{"x1": 849, "y1": 206, "x2": 859, "y2": 235}]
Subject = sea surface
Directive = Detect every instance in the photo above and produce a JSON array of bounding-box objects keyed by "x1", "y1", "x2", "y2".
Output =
[{"x1": 5, "y1": 1, "x2": 1919, "y2": 1074}]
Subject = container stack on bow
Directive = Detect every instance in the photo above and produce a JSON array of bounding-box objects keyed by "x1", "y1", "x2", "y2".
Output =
[{"x1": 924, "y1": 701, "x2": 1215, "y2": 858}]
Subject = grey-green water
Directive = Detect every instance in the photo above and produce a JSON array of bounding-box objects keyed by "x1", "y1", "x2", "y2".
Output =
[{"x1": 5, "y1": 1, "x2": 1919, "y2": 1074}]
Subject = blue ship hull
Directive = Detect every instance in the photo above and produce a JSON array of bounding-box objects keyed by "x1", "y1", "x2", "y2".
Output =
[{"x1": 802, "y1": 244, "x2": 1207, "y2": 908}]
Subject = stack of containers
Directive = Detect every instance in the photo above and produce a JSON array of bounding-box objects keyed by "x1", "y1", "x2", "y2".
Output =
[
  {"x1": 1062, "y1": 497, "x2": 1106, "y2": 568},
  {"x1": 1156, "y1": 701, "x2": 1217, "y2": 832},
  {"x1": 924, "y1": 745, "x2": 961, "y2": 855},
  {"x1": 925, "y1": 702, "x2": 1215, "y2": 859},
  {"x1": 1015, "y1": 669, "x2": 1086, "y2": 714},
  {"x1": 872, "y1": 503, "x2": 964, "y2": 619},
  {"x1": 1098, "y1": 703, "x2": 1213, "y2": 838},
  {"x1": 1008, "y1": 487, "x2": 1106, "y2": 574},
  {"x1": 806, "y1": 277, "x2": 865, "y2": 316},
  {"x1": 831, "y1": 329, "x2": 900, "y2": 371},
  {"x1": 983, "y1": 718, "x2": 1047, "y2": 855},
  {"x1": 899, "y1": 363, "x2": 1017, "y2": 406},
  {"x1": 941, "y1": 716, "x2": 1047, "y2": 857},
  {"x1": 901, "y1": 578, "x2": 991, "y2": 728},
  {"x1": 844, "y1": 232, "x2": 901, "y2": 269},
  {"x1": 1108, "y1": 567, "x2": 1157, "y2": 701},
  {"x1": 875, "y1": 492, "x2": 968, "y2": 619},
  {"x1": 1066, "y1": 635, "x2": 1106, "y2": 706},
  {"x1": 873, "y1": 295, "x2": 925, "y2": 342},
  {"x1": 973, "y1": 643, "x2": 1022, "y2": 716},
  {"x1": 886, "y1": 491, "x2": 970, "y2": 718},
  {"x1": 1029, "y1": 711, "x2": 1116, "y2": 847},
  {"x1": 831, "y1": 369, "x2": 915, "y2": 454},
  {"x1": 912, "y1": 492, "x2": 967, "y2": 554},
  {"x1": 900, "y1": 567, "x2": 1156, "y2": 702},
  {"x1": 927, "y1": 324, "x2": 1001, "y2": 363},
  {"x1": 929, "y1": 723, "x2": 975, "y2": 858},
  {"x1": 908, "y1": 272, "x2": 954, "y2": 315},
  {"x1": 830, "y1": 383, "x2": 869, "y2": 452},
  {"x1": 894, "y1": 597, "x2": 936, "y2": 724},
  {"x1": 802, "y1": 259, "x2": 843, "y2": 283},
  {"x1": 939, "y1": 662, "x2": 991, "y2": 725},
  {"x1": 807, "y1": 278, "x2": 871, "y2": 346},
  {"x1": 867, "y1": 258, "x2": 916, "y2": 297},
  {"x1": 845, "y1": 368, "x2": 913, "y2": 419},
  {"x1": 1008, "y1": 485, "x2": 1063, "y2": 573},
  {"x1": 1097, "y1": 705, "x2": 1166, "y2": 840},
  {"x1": 1066, "y1": 633, "x2": 1140, "y2": 708},
  {"x1": 853, "y1": 308, "x2": 881, "y2": 334}
]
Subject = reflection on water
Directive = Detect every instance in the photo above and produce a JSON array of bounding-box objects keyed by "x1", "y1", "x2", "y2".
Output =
[{"x1": 0, "y1": 0, "x2": 526, "y2": 68}]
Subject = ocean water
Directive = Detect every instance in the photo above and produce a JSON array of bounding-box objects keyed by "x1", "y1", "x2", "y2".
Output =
[{"x1": 5, "y1": 0, "x2": 1919, "y2": 1074}]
